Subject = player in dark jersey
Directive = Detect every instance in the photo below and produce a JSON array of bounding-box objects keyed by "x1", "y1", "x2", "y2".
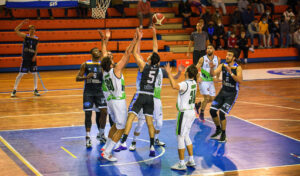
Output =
[
  {"x1": 11, "y1": 19, "x2": 40, "y2": 97},
  {"x1": 209, "y1": 49, "x2": 243, "y2": 142},
  {"x1": 76, "y1": 30, "x2": 109, "y2": 148},
  {"x1": 115, "y1": 27, "x2": 160, "y2": 157}
]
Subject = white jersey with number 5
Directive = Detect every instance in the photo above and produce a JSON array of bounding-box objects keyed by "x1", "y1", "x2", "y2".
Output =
[{"x1": 177, "y1": 79, "x2": 197, "y2": 111}]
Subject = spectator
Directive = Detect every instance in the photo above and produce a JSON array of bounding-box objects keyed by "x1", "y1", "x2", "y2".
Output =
[
  {"x1": 224, "y1": 25, "x2": 234, "y2": 49},
  {"x1": 293, "y1": 26, "x2": 300, "y2": 60},
  {"x1": 283, "y1": 7, "x2": 295, "y2": 22},
  {"x1": 241, "y1": 5, "x2": 255, "y2": 29},
  {"x1": 179, "y1": 0, "x2": 192, "y2": 28},
  {"x1": 212, "y1": 0, "x2": 226, "y2": 15},
  {"x1": 238, "y1": 0, "x2": 249, "y2": 12},
  {"x1": 189, "y1": 0, "x2": 203, "y2": 16},
  {"x1": 214, "y1": 19, "x2": 225, "y2": 49},
  {"x1": 207, "y1": 20, "x2": 216, "y2": 44},
  {"x1": 287, "y1": 0, "x2": 298, "y2": 14},
  {"x1": 280, "y1": 16, "x2": 290, "y2": 48},
  {"x1": 137, "y1": 0, "x2": 153, "y2": 29},
  {"x1": 258, "y1": 16, "x2": 270, "y2": 48},
  {"x1": 264, "y1": 0, "x2": 274, "y2": 15},
  {"x1": 227, "y1": 32, "x2": 239, "y2": 49},
  {"x1": 251, "y1": 0, "x2": 264, "y2": 15},
  {"x1": 187, "y1": 22, "x2": 210, "y2": 64},
  {"x1": 212, "y1": 8, "x2": 223, "y2": 25},
  {"x1": 248, "y1": 18, "x2": 261, "y2": 51},
  {"x1": 36, "y1": 9, "x2": 54, "y2": 20},
  {"x1": 202, "y1": 9, "x2": 212, "y2": 26},
  {"x1": 230, "y1": 7, "x2": 243, "y2": 35},
  {"x1": 111, "y1": 0, "x2": 126, "y2": 18},
  {"x1": 238, "y1": 30, "x2": 250, "y2": 63},
  {"x1": 269, "y1": 18, "x2": 280, "y2": 48},
  {"x1": 289, "y1": 16, "x2": 298, "y2": 46},
  {"x1": 261, "y1": 8, "x2": 272, "y2": 22}
]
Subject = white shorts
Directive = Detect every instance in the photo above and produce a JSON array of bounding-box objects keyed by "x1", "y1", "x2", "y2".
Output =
[
  {"x1": 137, "y1": 98, "x2": 162, "y2": 121},
  {"x1": 108, "y1": 99, "x2": 127, "y2": 129},
  {"x1": 199, "y1": 81, "x2": 216, "y2": 96},
  {"x1": 176, "y1": 110, "x2": 196, "y2": 137}
]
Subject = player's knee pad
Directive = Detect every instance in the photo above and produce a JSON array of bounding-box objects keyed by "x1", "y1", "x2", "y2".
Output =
[
  {"x1": 219, "y1": 111, "x2": 226, "y2": 121},
  {"x1": 85, "y1": 111, "x2": 92, "y2": 128},
  {"x1": 210, "y1": 108, "x2": 217, "y2": 117},
  {"x1": 184, "y1": 135, "x2": 192, "y2": 146},
  {"x1": 154, "y1": 118, "x2": 163, "y2": 131},
  {"x1": 135, "y1": 118, "x2": 145, "y2": 133},
  {"x1": 177, "y1": 135, "x2": 185, "y2": 149}
]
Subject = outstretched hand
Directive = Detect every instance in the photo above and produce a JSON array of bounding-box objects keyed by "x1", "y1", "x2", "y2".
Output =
[
  {"x1": 178, "y1": 64, "x2": 185, "y2": 72},
  {"x1": 105, "y1": 28, "x2": 111, "y2": 39},
  {"x1": 137, "y1": 28, "x2": 143, "y2": 40},
  {"x1": 164, "y1": 62, "x2": 172, "y2": 74},
  {"x1": 224, "y1": 64, "x2": 232, "y2": 74},
  {"x1": 97, "y1": 29, "x2": 104, "y2": 38}
]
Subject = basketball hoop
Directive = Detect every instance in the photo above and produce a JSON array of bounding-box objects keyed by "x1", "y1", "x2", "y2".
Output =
[{"x1": 92, "y1": 0, "x2": 111, "y2": 19}]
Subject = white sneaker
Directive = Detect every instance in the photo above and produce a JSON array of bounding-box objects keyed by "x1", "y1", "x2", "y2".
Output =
[
  {"x1": 101, "y1": 152, "x2": 117, "y2": 162},
  {"x1": 154, "y1": 139, "x2": 165, "y2": 146},
  {"x1": 171, "y1": 162, "x2": 187, "y2": 170},
  {"x1": 129, "y1": 143, "x2": 136, "y2": 151},
  {"x1": 86, "y1": 137, "x2": 92, "y2": 148},
  {"x1": 249, "y1": 47, "x2": 254, "y2": 53},
  {"x1": 186, "y1": 160, "x2": 196, "y2": 167}
]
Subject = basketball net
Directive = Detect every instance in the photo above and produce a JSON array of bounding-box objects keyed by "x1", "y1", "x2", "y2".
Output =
[{"x1": 92, "y1": 0, "x2": 111, "y2": 19}]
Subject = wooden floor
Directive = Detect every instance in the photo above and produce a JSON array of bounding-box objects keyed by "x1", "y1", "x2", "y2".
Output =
[{"x1": 0, "y1": 61, "x2": 300, "y2": 176}]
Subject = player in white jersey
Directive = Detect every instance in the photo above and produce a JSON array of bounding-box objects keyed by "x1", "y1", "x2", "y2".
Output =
[
  {"x1": 99, "y1": 29, "x2": 138, "y2": 162},
  {"x1": 195, "y1": 44, "x2": 221, "y2": 122},
  {"x1": 165, "y1": 63, "x2": 199, "y2": 171}
]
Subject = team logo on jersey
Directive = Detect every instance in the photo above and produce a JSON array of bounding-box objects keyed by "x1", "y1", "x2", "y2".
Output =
[{"x1": 267, "y1": 69, "x2": 300, "y2": 76}]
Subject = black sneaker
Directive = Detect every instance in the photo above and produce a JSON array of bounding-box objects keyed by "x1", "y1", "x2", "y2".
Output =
[
  {"x1": 210, "y1": 129, "x2": 222, "y2": 139},
  {"x1": 199, "y1": 112, "x2": 205, "y2": 122},
  {"x1": 195, "y1": 102, "x2": 201, "y2": 114},
  {"x1": 86, "y1": 136, "x2": 92, "y2": 148},
  {"x1": 34, "y1": 89, "x2": 40, "y2": 96},
  {"x1": 219, "y1": 132, "x2": 227, "y2": 143},
  {"x1": 11, "y1": 90, "x2": 16, "y2": 97}
]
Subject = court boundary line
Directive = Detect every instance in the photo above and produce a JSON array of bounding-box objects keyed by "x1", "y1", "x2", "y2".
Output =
[
  {"x1": 237, "y1": 100, "x2": 300, "y2": 111},
  {"x1": 61, "y1": 146, "x2": 77, "y2": 159},
  {"x1": 0, "y1": 136, "x2": 43, "y2": 176}
]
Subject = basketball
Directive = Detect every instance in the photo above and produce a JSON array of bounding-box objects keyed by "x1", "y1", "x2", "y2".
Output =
[{"x1": 152, "y1": 13, "x2": 166, "y2": 26}]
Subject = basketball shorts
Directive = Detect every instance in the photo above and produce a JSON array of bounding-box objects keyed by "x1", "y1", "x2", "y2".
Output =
[
  {"x1": 20, "y1": 60, "x2": 37, "y2": 73},
  {"x1": 108, "y1": 99, "x2": 127, "y2": 129},
  {"x1": 137, "y1": 98, "x2": 162, "y2": 121},
  {"x1": 83, "y1": 93, "x2": 107, "y2": 111},
  {"x1": 176, "y1": 109, "x2": 196, "y2": 136},
  {"x1": 199, "y1": 81, "x2": 216, "y2": 96},
  {"x1": 129, "y1": 93, "x2": 154, "y2": 117},
  {"x1": 210, "y1": 89, "x2": 238, "y2": 114}
]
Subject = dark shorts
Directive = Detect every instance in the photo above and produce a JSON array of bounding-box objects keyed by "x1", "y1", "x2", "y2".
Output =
[
  {"x1": 20, "y1": 61, "x2": 37, "y2": 73},
  {"x1": 210, "y1": 89, "x2": 238, "y2": 114},
  {"x1": 83, "y1": 92, "x2": 107, "y2": 111},
  {"x1": 128, "y1": 93, "x2": 154, "y2": 117}
]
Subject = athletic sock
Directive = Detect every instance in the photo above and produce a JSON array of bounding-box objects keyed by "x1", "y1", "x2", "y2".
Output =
[
  {"x1": 179, "y1": 160, "x2": 185, "y2": 165},
  {"x1": 121, "y1": 134, "x2": 128, "y2": 143},
  {"x1": 132, "y1": 135, "x2": 137, "y2": 142},
  {"x1": 86, "y1": 132, "x2": 90, "y2": 137},
  {"x1": 189, "y1": 156, "x2": 194, "y2": 162},
  {"x1": 154, "y1": 133, "x2": 159, "y2": 140},
  {"x1": 150, "y1": 138, "x2": 154, "y2": 147},
  {"x1": 33, "y1": 72, "x2": 38, "y2": 90},
  {"x1": 99, "y1": 128, "x2": 105, "y2": 136},
  {"x1": 105, "y1": 141, "x2": 116, "y2": 154}
]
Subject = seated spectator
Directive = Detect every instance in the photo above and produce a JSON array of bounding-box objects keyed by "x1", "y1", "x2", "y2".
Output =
[
  {"x1": 212, "y1": 0, "x2": 226, "y2": 15},
  {"x1": 214, "y1": 19, "x2": 225, "y2": 49},
  {"x1": 137, "y1": 0, "x2": 153, "y2": 28},
  {"x1": 283, "y1": 7, "x2": 295, "y2": 22},
  {"x1": 241, "y1": 5, "x2": 255, "y2": 29},
  {"x1": 247, "y1": 18, "x2": 261, "y2": 51},
  {"x1": 212, "y1": 8, "x2": 223, "y2": 25},
  {"x1": 206, "y1": 20, "x2": 216, "y2": 44},
  {"x1": 289, "y1": 16, "x2": 298, "y2": 46},
  {"x1": 179, "y1": 0, "x2": 192, "y2": 28},
  {"x1": 224, "y1": 25, "x2": 234, "y2": 49},
  {"x1": 293, "y1": 26, "x2": 300, "y2": 60},
  {"x1": 37, "y1": 9, "x2": 54, "y2": 20},
  {"x1": 189, "y1": 0, "x2": 203, "y2": 16},
  {"x1": 280, "y1": 16, "x2": 290, "y2": 48},
  {"x1": 228, "y1": 32, "x2": 239, "y2": 49},
  {"x1": 111, "y1": 0, "x2": 126, "y2": 18},
  {"x1": 202, "y1": 9, "x2": 212, "y2": 26},
  {"x1": 251, "y1": 0, "x2": 264, "y2": 15},
  {"x1": 237, "y1": 30, "x2": 250, "y2": 63},
  {"x1": 261, "y1": 8, "x2": 272, "y2": 22},
  {"x1": 264, "y1": 0, "x2": 274, "y2": 15},
  {"x1": 230, "y1": 7, "x2": 243, "y2": 35},
  {"x1": 258, "y1": 16, "x2": 270, "y2": 48},
  {"x1": 269, "y1": 18, "x2": 280, "y2": 48},
  {"x1": 238, "y1": 0, "x2": 249, "y2": 12}
]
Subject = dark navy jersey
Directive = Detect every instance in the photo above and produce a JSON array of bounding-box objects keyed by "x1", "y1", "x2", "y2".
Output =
[
  {"x1": 22, "y1": 35, "x2": 39, "y2": 61},
  {"x1": 84, "y1": 60, "x2": 103, "y2": 95},
  {"x1": 139, "y1": 64, "x2": 159, "y2": 94},
  {"x1": 221, "y1": 63, "x2": 239, "y2": 92}
]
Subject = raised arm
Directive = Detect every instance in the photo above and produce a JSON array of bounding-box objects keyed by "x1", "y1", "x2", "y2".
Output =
[
  {"x1": 133, "y1": 28, "x2": 146, "y2": 72},
  {"x1": 152, "y1": 25, "x2": 158, "y2": 53},
  {"x1": 76, "y1": 63, "x2": 93, "y2": 82},
  {"x1": 165, "y1": 62, "x2": 180, "y2": 90},
  {"x1": 210, "y1": 62, "x2": 222, "y2": 77},
  {"x1": 161, "y1": 64, "x2": 184, "y2": 80},
  {"x1": 215, "y1": 56, "x2": 222, "y2": 79},
  {"x1": 98, "y1": 29, "x2": 110, "y2": 58},
  {"x1": 195, "y1": 57, "x2": 204, "y2": 70},
  {"x1": 15, "y1": 19, "x2": 29, "y2": 38},
  {"x1": 187, "y1": 40, "x2": 194, "y2": 57},
  {"x1": 225, "y1": 65, "x2": 243, "y2": 84},
  {"x1": 114, "y1": 30, "x2": 138, "y2": 77}
]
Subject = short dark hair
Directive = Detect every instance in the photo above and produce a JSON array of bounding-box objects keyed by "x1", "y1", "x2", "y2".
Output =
[
  {"x1": 100, "y1": 56, "x2": 112, "y2": 72},
  {"x1": 186, "y1": 64, "x2": 198, "y2": 81},
  {"x1": 150, "y1": 52, "x2": 160, "y2": 66},
  {"x1": 228, "y1": 48, "x2": 238, "y2": 59},
  {"x1": 207, "y1": 44, "x2": 214, "y2": 49},
  {"x1": 90, "y1": 47, "x2": 98, "y2": 54}
]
